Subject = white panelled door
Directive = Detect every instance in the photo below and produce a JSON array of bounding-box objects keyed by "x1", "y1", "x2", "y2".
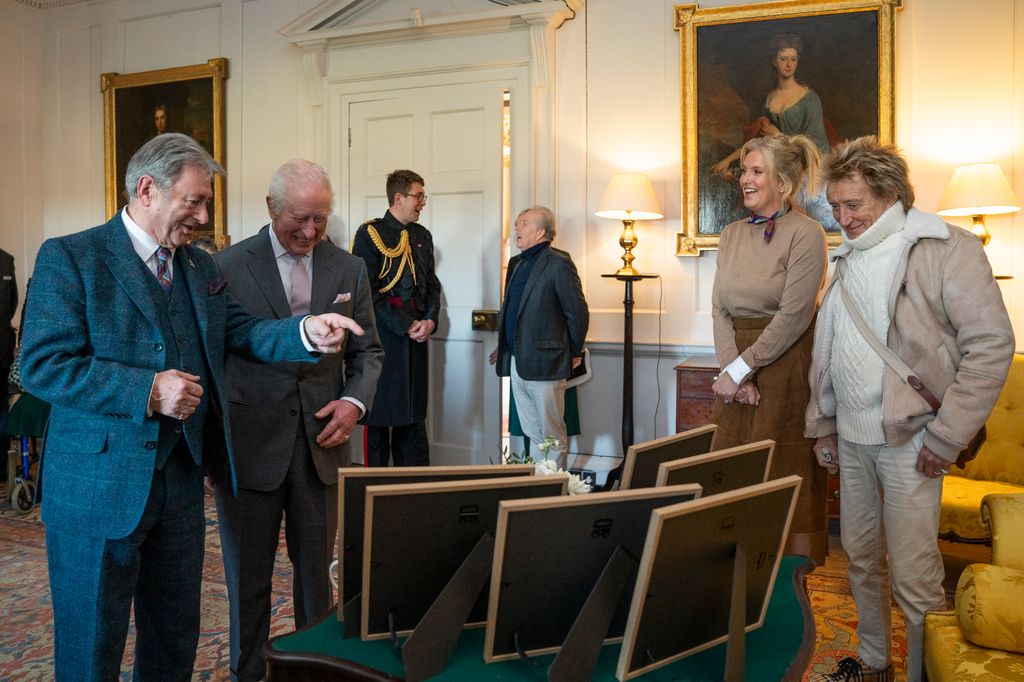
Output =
[{"x1": 348, "y1": 84, "x2": 504, "y2": 465}]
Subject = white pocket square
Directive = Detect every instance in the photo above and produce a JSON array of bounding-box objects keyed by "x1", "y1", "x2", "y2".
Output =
[{"x1": 333, "y1": 292, "x2": 352, "y2": 303}]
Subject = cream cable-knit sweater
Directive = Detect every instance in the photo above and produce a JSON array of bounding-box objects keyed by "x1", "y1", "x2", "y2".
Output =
[{"x1": 829, "y1": 202, "x2": 906, "y2": 444}]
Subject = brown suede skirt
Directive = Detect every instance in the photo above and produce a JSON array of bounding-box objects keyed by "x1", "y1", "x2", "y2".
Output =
[{"x1": 711, "y1": 316, "x2": 827, "y2": 562}]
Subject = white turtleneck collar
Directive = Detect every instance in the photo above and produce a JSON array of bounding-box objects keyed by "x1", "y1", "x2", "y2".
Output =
[{"x1": 843, "y1": 201, "x2": 906, "y2": 251}]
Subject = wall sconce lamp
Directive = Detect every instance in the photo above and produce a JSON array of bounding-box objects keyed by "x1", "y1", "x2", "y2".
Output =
[
  {"x1": 937, "y1": 163, "x2": 1020, "y2": 246},
  {"x1": 595, "y1": 173, "x2": 664, "y2": 276}
]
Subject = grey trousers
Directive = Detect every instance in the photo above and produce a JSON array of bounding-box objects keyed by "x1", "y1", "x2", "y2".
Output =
[
  {"x1": 215, "y1": 426, "x2": 338, "y2": 682},
  {"x1": 838, "y1": 431, "x2": 946, "y2": 682},
  {"x1": 510, "y1": 357, "x2": 568, "y2": 467}
]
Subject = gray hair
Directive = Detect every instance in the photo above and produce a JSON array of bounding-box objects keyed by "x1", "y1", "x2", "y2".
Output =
[
  {"x1": 268, "y1": 159, "x2": 334, "y2": 214},
  {"x1": 190, "y1": 236, "x2": 218, "y2": 254},
  {"x1": 125, "y1": 133, "x2": 223, "y2": 200},
  {"x1": 822, "y1": 136, "x2": 915, "y2": 208},
  {"x1": 519, "y1": 206, "x2": 557, "y2": 241}
]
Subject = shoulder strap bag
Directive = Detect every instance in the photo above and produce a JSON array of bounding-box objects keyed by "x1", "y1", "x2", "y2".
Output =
[{"x1": 835, "y1": 267, "x2": 985, "y2": 468}]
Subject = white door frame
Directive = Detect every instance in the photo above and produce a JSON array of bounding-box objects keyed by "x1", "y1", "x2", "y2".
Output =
[
  {"x1": 327, "y1": 67, "x2": 532, "y2": 461},
  {"x1": 326, "y1": 63, "x2": 533, "y2": 247}
]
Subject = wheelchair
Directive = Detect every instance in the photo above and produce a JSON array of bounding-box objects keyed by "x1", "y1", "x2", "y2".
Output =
[{"x1": 4, "y1": 392, "x2": 49, "y2": 515}]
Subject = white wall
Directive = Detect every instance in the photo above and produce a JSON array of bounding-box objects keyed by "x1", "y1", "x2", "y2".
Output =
[
  {"x1": 558, "y1": 0, "x2": 1024, "y2": 467},
  {"x1": 1, "y1": 0, "x2": 322, "y2": 269},
  {"x1": 0, "y1": 0, "x2": 42, "y2": 299},
  {"x1": 2, "y1": 0, "x2": 1021, "y2": 465}
]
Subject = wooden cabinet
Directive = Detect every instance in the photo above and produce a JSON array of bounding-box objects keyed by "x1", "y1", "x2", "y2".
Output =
[
  {"x1": 674, "y1": 356, "x2": 719, "y2": 433},
  {"x1": 675, "y1": 355, "x2": 841, "y2": 518}
]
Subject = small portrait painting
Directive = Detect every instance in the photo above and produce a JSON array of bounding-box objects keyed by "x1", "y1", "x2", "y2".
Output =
[{"x1": 102, "y1": 58, "x2": 227, "y2": 244}]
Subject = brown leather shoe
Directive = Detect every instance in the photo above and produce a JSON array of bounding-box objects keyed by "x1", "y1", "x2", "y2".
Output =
[{"x1": 811, "y1": 657, "x2": 893, "y2": 681}]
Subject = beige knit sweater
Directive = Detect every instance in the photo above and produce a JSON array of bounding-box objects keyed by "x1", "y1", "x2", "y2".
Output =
[{"x1": 712, "y1": 210, "x2": 828, "y2": 375}]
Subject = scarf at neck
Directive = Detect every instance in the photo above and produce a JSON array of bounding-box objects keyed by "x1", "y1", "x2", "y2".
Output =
[{"x1": 747, "y1": 206, "x2": 788, "y2": 244}]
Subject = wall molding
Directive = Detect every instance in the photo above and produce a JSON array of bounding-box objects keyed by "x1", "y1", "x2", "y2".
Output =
[
  {"x1": 586, "y1": 340, "x2": 713, "y2": 360},
  {"x1": 11, "y1": 0, "x2": 91, "y2": 7}
]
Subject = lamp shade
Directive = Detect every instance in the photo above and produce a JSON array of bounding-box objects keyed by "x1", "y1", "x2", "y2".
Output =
[
  {"x1": 937, "y1": 163, "x2": 1021, "y2": 217},
  {"x1": 595, "y1": 173, "x2": 664, "y2": 221}
]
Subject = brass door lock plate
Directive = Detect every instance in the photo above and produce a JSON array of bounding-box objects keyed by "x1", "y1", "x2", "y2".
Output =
[{"x1": 471, "y1": 309, "x2": 498, "y2": 331}]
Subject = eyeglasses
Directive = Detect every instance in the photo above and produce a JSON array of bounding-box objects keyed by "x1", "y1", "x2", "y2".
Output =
[{"x1": 402, "y1": 192, "x2": 428, "y2": 202}]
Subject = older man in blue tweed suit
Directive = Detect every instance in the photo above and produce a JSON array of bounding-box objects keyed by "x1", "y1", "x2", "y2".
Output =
[{"x1": 19, "y1": 133, "x2": 361, "y2": 681}]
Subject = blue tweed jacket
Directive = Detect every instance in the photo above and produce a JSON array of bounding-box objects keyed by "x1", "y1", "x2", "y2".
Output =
[{"x1": 20, "y1": 214, "x2": 315, "y2": 539}]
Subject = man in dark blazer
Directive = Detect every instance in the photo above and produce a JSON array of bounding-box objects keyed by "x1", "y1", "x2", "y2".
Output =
[
  {"x1": 351, "y1": 169, "x2": 442, "y2": 466},
  {"x1": 18, "y1": 134, "x2": 360, "y2": 681},
  {"x1": 495, "y1": 206, "x2": 589, "y2": 467},
  {"x1": 215, "y1": 160, "x2": 383, "y2": 681}
]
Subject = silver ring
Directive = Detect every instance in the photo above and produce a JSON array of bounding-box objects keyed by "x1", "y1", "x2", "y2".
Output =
[
  {"x1": 177, "y1": 412, "x2": 184, "y2": 421},
  {"x1": 821, "y1": 447, "x2": 833, "y2": 464},
  {"x1": 939, "y1": 468, "x2": 949, "y2": 475}
]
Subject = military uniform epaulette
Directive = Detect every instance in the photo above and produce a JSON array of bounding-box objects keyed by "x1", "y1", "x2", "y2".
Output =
[
  {"x1": 356, "y1": 219, "x2": 418, "y2": 293},
  {"x1": 350, "y1": 218, "x2": 378, "y2": 251}
]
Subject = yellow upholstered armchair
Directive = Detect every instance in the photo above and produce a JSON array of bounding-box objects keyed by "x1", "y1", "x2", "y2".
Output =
[
  {"x1": 939, "y1": 353, "x2": 1024, "y2": 544},
  {"x1": 924, "y1": 493, "x2": 1024, "y2": 680}
]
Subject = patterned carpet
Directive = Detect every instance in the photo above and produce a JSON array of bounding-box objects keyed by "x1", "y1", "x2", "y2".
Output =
[
  {"x1": 0, "y1": 483, "x2": 952, "y2": 681},
  {"x1": 0, "y1": 485, "x2": 297, "y2": 681},
  {"x1": 802, "y1": 566, "x2": 910, "y2": 680}
]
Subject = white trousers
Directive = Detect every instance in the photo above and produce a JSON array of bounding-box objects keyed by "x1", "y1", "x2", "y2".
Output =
[
  {"x1": 838, "y1": 431, "x2": 946, "y2": 682},
  {"x1": 510, "y1": 357, "x2": 568, "y2": 468}
]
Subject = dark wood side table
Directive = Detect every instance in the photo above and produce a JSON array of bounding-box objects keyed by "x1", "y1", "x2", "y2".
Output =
[{"x1": 674, "y1": 355, "x2": 719, "y2": 433}]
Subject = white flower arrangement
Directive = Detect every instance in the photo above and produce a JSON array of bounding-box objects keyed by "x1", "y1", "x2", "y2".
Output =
[
  {"x1": 534, "y1": 459, "x2": 593, "y2": 495},
  {"x1": 499, "y1": 436, "x2": 591, "y2": 495}
]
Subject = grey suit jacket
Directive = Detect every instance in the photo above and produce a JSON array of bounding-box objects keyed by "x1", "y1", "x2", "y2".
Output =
[
  {"x1": 496, "y1": 245, "x2": 589, "y2": 381},
  {"x1": 217, "y1": 226, "x2": 383, "y2": 489}
]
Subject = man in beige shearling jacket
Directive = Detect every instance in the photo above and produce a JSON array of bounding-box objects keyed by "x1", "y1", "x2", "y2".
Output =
[
  {"x1": 805, "y1": 210, "x2": 1014, "y2": 460},
  {"x1": 803, "y1": 137, "x2": 1014, "y2": 682}
]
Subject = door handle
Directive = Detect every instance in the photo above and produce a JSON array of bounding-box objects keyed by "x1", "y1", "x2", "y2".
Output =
[{"x1": 471, "y1": 309, "x2": 499, "y2": 331}]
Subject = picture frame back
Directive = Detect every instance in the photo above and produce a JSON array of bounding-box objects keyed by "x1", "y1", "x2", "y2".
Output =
[
  {"x1": 102, "y1": 58, "x2": 228, "y2": 247},
  {"x1": 674, "y1": 0, "x2": 901, "y2": 255}
]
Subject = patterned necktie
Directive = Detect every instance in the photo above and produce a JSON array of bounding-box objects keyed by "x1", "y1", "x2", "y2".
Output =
[
  {"x1": 290, "y1": 255, "x2": 311, "y2": 316},
  {"x1": 155, "y1": 247, "x2": 173, "y2": 293}
]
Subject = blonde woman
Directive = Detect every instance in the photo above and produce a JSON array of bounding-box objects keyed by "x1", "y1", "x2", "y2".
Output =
[{"x1": 710, "y1": 133, "x2": 828, "y2": 562}]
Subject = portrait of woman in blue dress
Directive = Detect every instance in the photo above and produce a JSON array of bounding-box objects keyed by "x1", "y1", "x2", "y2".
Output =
[{"x1": 693, "y1": 12, "x2": 881, "y2": 236}]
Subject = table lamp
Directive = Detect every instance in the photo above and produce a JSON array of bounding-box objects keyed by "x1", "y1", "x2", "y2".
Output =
[
  {"x1": 595, "y1": 173, "x2": 664, "y2": 276},
  {"x1": 937, "y1": 163, "x2": 1021, "y2": 246}
]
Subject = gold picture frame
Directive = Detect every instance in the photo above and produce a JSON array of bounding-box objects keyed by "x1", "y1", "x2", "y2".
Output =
[
  {"x1": 674, "y1": 1, "x2": 900, "y2": 256},
  {"x1": 102, "y1": 58, "x2": 228, "y2": 247}
]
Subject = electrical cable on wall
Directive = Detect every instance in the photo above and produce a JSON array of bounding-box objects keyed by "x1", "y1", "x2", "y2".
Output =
[{"x1": 653, "y1": 274, "x2": 664, "y2": 439}]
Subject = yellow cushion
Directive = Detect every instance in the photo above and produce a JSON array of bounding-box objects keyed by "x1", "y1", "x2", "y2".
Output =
[
  {"x1": 956, "y1": 564, "x2": 1024, "y2": 654},
  {"x1": 957, "y1": 354, "x2": 1024, "y2": 487},
  {"x1": 940, "y1": 477, "x2": 1024, "y2": 543},
  {"x1": 924, "y1": 610, "x2": 1024, "y2": 681},
  {"x1": 985, "y1": 493, "x2": 1024, "y2": 570}
]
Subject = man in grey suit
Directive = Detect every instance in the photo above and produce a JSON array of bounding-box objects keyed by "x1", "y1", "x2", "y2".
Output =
[
  {"x1": 215, "y1": 159, "x2": 384, "y2": 682},
  {"x1": 19, "y1": 134, "x2": 359, "y2": 681},
  {"x1": 494, "y1": 206, "x2": 589, "y2": 467}
]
